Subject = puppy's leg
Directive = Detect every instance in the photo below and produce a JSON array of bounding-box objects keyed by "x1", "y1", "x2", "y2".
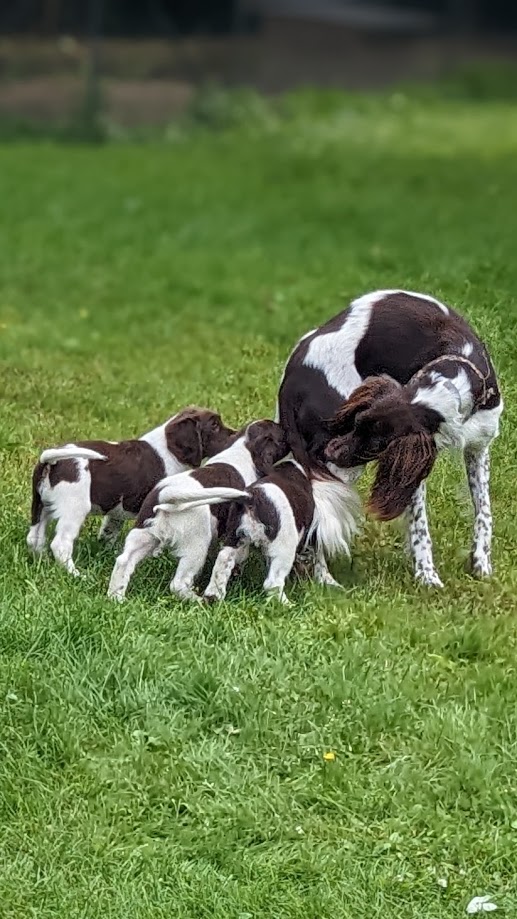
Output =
[
  {"x1": 169, "y1": 509, "x2": 215, "y2": 602},
  {"x1": 292, "y1": 545, "x2": 317, "y2": 582},
  {"x1": 465, "y1": 446, "x2": 492, "y2": 578},
  {"x1": 204, "y1": 543, "x2": 250, "y2": 602},
  {"x1": 170, "y1": 552, "x2": 208, "y2": 602},
  {"x1": 263, "y1": 533, "x2": 298, "y2": 605},
  {"x1": 405, "y1": 482, "x2": 443, "y2": 588},
  {"x1": 313, "y1": 546, "x2": 342, "y2": 588},
  {"x1": 98, "y1": 509, "x2": 126, "y2": 545},
  {"x1": 108, "y1": 527, "x2": 157, "y2": 600},
  {"x1": 50, "y1": 502, "x2": 90, "y2": 576},
  {"x1": 27, "y1": 506, "x2": 51, "y2": 555}
]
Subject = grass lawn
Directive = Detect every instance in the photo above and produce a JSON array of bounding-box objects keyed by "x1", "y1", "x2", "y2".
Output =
[{"x1": 1, "y1": 88, "x2": 517, "y2": 918}]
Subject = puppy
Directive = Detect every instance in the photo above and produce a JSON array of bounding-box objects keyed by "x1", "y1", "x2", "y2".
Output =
[
  {"x1": 200, "y1": 458, "x2": 357, "y2": 605},
  {"x1": 107, "y1": 419, "x2": 288, "y2": 601},
  {"x1": 27, "y1": 407, "x2": 235, "y2": 576}
]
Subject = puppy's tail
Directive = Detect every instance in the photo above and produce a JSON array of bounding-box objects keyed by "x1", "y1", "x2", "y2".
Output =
[
  {"x1": 154, "y1": 486, "x2": 250, "y2": 514},
  {"x1": 31, "y1": 464, "x2": 44, "y2": 525},
  {"x1": 40, "y1": 445, "x2": 108, "y2": 464},
  {"x1": 307, "y1": 477, "x2": 362, "y2": 558}
]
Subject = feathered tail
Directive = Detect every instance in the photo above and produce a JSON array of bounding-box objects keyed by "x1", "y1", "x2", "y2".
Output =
[
  {"x1": 154, "y1": 485, "x2": 250, "y2": 514},
  {"x1": 40, "y1": 445, "x2": 107, "y2": 464}
]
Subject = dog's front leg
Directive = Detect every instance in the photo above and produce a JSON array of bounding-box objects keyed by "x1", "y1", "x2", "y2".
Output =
[
  {"x1": 405, "y1": 482, "x2": 443, "y2": 587},
  {"x1": 465, "y1": 446, "x2": 492, "y2": 578}
]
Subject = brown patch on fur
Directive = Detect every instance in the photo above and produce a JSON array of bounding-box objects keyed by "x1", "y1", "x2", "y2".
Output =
[
  {"x1": 329, "y1": 376, "x2": 400, "y2": 434},
  {"x1": 368, "y1": 431, "x2": 437, "y2": 521},
  {"x1": 191, "y1": 463, "x2": 245, "y2": 491},
  {"x1": 48, "y1": 458, "x2": 80, "y2": 487},
  {"x1": 277, "y1": 364, "x2": 344, "y2": 478},
  {"x1": 89, "y1": 441, "x2": 165, "y2": 515},
  {"x1": 190, "y1": 462, "x2": 247, "y2": 532}
]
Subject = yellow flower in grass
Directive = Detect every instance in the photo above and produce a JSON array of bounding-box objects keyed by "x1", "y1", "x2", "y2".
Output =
[{"x1": 323, "y1": 751, "x2": 336, "y2": 762}]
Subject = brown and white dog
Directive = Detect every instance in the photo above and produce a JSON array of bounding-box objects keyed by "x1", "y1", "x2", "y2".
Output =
[
  {"x1": 277, "y1": 289, "x2": 503, "y2": 586},
  {"x1": 107, "y1": 419, "x2": 289, "y2": 602},
  {"x1": 27, "y1": 407, "x2": 236, "y2": 576},
  {"x1": 198, "y1": 458, "x2": 360, "y2": 605}
]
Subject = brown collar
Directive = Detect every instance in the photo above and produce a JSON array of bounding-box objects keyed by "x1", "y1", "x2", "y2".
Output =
[{"x1": 411, "y1": 353, "x2": 495, "y2": 408}]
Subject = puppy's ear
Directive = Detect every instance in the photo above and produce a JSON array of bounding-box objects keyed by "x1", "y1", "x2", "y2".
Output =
[
  {"x1": 165, "y1": 410, "x2": 203, "y2": 467},
  {"x1": 329, "y1": 376, "x2": 401, "y2": 434},
  {"x1": 367, "y1": 431, "x2": 437, "y2": 521},
  {"x1": 199, "y1": 411, "x2": 237, "y2": 457}
]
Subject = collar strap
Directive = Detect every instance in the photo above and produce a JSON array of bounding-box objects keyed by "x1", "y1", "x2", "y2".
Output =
[{"x1": 411, "y1": 353, "x2": 493, "y2": 407}]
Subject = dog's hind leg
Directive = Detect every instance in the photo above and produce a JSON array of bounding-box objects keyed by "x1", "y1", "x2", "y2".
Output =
[
  {"x1": 108, "y1": 528, "x2": 157, "y2": 600},
  {"x1": 50, "y1": 501, "x2": 90, "y2": 576},
  {"x1": 170, "y1": 551, "x2": 209, "y2": 602},
  {"x1": 263, "y1": 533, "x2": 298, "y2": 605},
  {"x1": 27, "y1": 506, "x2": 51, "y2": 555},
  {"x1": 204, "y1": 543, "x2": 250, "y2": 602}
]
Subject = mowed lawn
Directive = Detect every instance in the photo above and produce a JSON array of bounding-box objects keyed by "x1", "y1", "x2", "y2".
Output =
[{"x1": 1, "y1": 92, "x2": 517, "y2": 918}]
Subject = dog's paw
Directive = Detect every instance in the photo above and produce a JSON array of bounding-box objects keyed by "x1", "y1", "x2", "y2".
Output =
[{"x1": 415, "y1": 568, "x2": 444, "y2": 589}]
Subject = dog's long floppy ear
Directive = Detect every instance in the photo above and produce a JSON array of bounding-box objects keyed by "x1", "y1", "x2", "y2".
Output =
[
  {"x1": 329, "y1": 376, "x2": 401, "y2": 434},
  {"x1": 165, "y1": 408, "x2": 204, "y2": 467},
  {"x1": 368, "y1": 431, "x2": 437, "y2": 521}
]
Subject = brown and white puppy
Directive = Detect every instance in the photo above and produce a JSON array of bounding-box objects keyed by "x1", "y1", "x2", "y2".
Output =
[
  {"x1": 27, "y1": 407, "x2": 236, "y2": 576},
  {"x1": 277, "y1": 289, "x2": 503, "y2": 586},
  {"x1": 107, "y1": 419, "x2": 289, "y2": 602},
  {"x1": 197, "y1": 458, "x2": 359, "y2": 605}
]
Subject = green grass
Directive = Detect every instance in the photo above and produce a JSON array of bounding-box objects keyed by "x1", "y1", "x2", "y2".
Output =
[{"x1": 1, "y1": 88, "x2": 517, "y2": 918}]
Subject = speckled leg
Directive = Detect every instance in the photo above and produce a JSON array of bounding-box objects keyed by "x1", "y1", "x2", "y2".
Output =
[
  {"x1": 406, "y1": 482, "x2": 443, "y2": 587},
  {"x1": 465, "y1": 447, "x2": 492, "y2": 578}
]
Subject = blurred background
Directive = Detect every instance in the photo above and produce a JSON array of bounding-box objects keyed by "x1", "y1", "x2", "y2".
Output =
[{"x1": 1, "y1": 0, "x2": 516, "y2": 134}]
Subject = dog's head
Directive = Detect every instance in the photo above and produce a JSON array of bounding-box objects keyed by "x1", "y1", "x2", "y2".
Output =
[
  {"x1": 244, "y1": 419, "x2": 290, "y2": 476},
  {"x1": 325, "y1": 376, "x2": 437, "y2": 520},
  {"x1": 165, "y1": 407, "x2": 236, "y2": 468}
]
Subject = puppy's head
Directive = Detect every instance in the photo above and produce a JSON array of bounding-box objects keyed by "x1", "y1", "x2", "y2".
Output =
[
  {"x1": 325, "y1": 376, "x2": 437, "y2": 520},
  {"x1": 244, "y1": 419, "x2": 290, "y2": 476},
  {"x1": 165, "y1": 407, "x2": 236, "y2": 468}
]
